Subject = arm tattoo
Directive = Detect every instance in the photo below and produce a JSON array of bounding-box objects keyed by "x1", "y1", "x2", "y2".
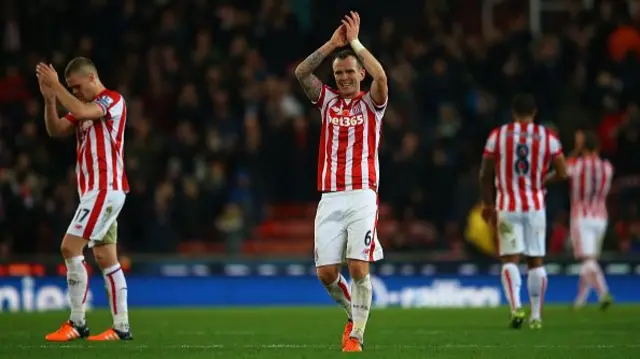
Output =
[
  {"x1": 295, "y1": 48, "x2": 329, "y2": 102},
  {"x1": 298, "y1": 75, "x2": 323, "y2": 102},
  {"x1": 479, "y1": 157, "x2": 496, "y2": 206}
]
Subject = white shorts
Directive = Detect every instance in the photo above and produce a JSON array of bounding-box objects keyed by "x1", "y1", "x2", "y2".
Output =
[
  {"x1": 497, "y1": 210, "x2": 546, "y2": 257},
  {"x1": 571, "y1": 217, "x2": 607, "y2": 258},
  {"x1": 66, "y1": 190, "x2": 126, "y2": 248},
  {"x1": 314, "y1": 189, "x2": 384, "y2": 267}
]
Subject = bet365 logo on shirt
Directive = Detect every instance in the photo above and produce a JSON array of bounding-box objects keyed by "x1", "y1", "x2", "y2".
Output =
[{"x1": 329, "y1": 114, "x2": 364, "y2": 127}]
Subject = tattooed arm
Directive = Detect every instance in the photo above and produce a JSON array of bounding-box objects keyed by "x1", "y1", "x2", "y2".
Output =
[
  {"x1": 295, "y1": 25, "x2": 347, "y2": 103},
  {"x1": 343, "y1": 12, "x2": 388, "y2": 105},
  {"x1": 294, "y1": 42, "x2": 336, "y2": 103}
]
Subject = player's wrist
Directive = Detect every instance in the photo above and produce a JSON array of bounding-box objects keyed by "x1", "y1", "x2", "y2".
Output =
[
  {"x1": 349, "y1": 38, "x2": 365, "y2": 53},
  {"x1": 324, "y1": 40, "x2": 338, "y2": 51}
]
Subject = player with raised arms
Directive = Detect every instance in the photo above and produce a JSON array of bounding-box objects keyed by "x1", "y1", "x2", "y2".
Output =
[
  {"x1": 36, "y1": 58, "x2": 132, "y2": 341},
  {"x1": 567, "y1": 131, "x2": 614, "y2": 309},
  {"x1": 294, "y1": 11, "x2": 388, "y2": 352},
  {"x1": 480, "y1": 94, "x2": 567, "y2": 329}
]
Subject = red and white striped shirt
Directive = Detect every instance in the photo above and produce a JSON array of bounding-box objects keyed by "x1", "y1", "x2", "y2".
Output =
[
  {"x1": 568, "y1": 156, "x2": 613, "y2": 219},
  {"x1": 313, "y1": 85, "x2": 386, "y2": 192},
  {"x1": 64, "y1": 89, "x2": 129, "y2": 197},
  {"x1": 483, "y1": 122, "x2": 562, "y2": 212}
]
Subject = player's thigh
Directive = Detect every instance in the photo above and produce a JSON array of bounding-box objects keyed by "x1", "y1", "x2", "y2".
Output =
[
  {"x1": 496, "y1": 211, "x2": 525, "y2": 256},
  {"x1": 570, "y1": 219, "x2": 589, "y2": 258},
  {"x1": 523, "y1": 210, "x2": 547, "y2": 257},
  {"x1": 592, "y1": 219, "x2": 608, "y2": 257},
  {"x1": 345, "y1": 190, "x2": 383, "y2": 263},
  {"x1": 314, "y1": 196, "x2": 347, "y2": 267}
]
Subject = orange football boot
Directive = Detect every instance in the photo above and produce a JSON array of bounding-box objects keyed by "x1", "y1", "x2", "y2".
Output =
[
  {"x1": 342, "y1": 337, "x2": 363, "y2": 352},
  {"x1": 342, "y1": 320, "x2": 354, "y2": 347},
  {"x1": 45, "y1": 321, "x2": 89, "y2": 342},
  {"x1": 87, "y1": 328, "x2": 133, "y2": 341}
]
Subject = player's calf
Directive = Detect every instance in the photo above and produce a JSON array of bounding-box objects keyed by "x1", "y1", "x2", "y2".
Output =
[
  {"x1": 317, "y1": 266, "x2": 352, "y2": 315},
  {"x1": 93, "y1": 244, "x2": 131, "y2": 336},
  {"x1": 316, "y1": 266, "x2": 354, "y2": 346},
  {"x1": 48, "y1": 234, "x2": 90, "y2": 341},
  {"x1": 526, "y1": 257, "x2": 547, "y2": 324},
  {"x1": 346, "y1": 260, "x2": 371, "y2": 346}
]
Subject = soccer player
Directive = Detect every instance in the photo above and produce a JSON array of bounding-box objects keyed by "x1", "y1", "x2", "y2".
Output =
[
  {"x1": 568, "y1": 131, "x2": 614, "y2": 309},
  {"x1": 36, "y1": 58, "x2": 132, "y2": 341},
  {"x1": 294, "y1": 11, "x2": 387, "y2": 352},
  {"x1": 480, "y1": 94, "x2": 567, "y2": 329}
]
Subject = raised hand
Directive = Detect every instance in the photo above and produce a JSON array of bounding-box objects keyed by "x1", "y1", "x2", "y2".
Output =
[
  {"x1": 37, "y1": 75, "x2": 55, "y2": 100},
  {"x1": 35, "y1": 63, "x2": 59, "y2": 87},
  {"x1": 342, "y1": 11, "x2": 360, "y2": 42},
  {"x1": 329, "y1": 25, "x2": 347, "y2": 48}
]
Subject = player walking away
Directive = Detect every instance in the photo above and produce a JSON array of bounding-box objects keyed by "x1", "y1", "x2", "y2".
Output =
[
  {"x1": 567, "y1": 131, "x2": 614, "y2": 309},
  {"x1": 480, "y1": 94, "x2": 568, "y2": 330},
  {"x1": 294, "y1": 11, "x2": 387, "y2": 352},
  {"x1": 36, "y1": 58, "x2": 132, "y2": 341}
]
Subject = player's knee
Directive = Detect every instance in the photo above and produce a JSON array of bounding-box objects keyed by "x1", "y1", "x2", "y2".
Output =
[
  {"x1": 526, "y1": 256, "x2": 544, "y2": 269},
  {"x1": 316, "y1": 266, "x2": 340, "y2": 285},
  {"x1": 500, "y1": 254, "x2": 520, "y2": 264},
  {"x1": 92, "y1": 245, "x2": 118, "y2": 270},
  {"x1": 60, "y1": 234, "x2": 86, "y2": 259},
  {"x1": 347, "y1": 260, "x2": 369, "y2": 281}
]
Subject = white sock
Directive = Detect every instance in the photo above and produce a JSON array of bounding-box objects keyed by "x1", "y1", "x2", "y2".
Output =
[
  {"x1": 103, "y1": 264, "x2": 129, "y2": 332},
  {"x1": 574, "y1": 264, "x2": 591, "y2": 307},
  {"x1": 500, "y1": 263, "x2": 522, "y2": 313},
  {"x1": 66, "y1": 256, "x2": 88, "y2": 326},
  {"x1": 322, "y1": 274, "x2": 352, "y2": 320},
  {"x1": 527, "y1": 267, "x2": 547, "y2": 321},
  {"x1": 586, "y1": 259, "x2": 609, "y2": 299},
  {"x1": 349, "y1": 274, "x2": 372, "y2": 343}
]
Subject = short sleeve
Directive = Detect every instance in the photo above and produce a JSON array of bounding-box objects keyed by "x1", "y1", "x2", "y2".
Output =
[
  {"x1": 549, "y1": 133, "x2": 563, "y2": 157},
  {"x1": 311, "y1": 85, "x2": 339, "y2": 110},
  {"x1": 483, "y1": 129, "x2": 498, "y2": 157},
  {"x1": 64, "y1": 112, "x2": 78, "y2": 124},
  {"x1": 93, "y1": 93, "x2": 116, "y2": 116},
  {"x1": 362, "y1": 91, "x2": 387, "y2": 120}
]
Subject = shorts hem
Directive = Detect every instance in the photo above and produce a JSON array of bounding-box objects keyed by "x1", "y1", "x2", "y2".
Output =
[{"x1": 315, "y1": 261, "x2": 344, "y2": 268}]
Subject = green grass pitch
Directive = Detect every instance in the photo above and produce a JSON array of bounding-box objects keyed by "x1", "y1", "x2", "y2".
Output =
[{"x1": 0, "y1": 306, "x2": 638, "y2": 359}]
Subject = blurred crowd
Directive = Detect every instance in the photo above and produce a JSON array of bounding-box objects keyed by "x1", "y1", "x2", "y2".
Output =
[{"x1": 1, "y1": 0, "x2": 639, "y2": 258}]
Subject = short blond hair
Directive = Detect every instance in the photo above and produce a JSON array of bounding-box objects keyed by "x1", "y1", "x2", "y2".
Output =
[{"x1": 64, "y1": 57, "x2": 98, "y2": 77}]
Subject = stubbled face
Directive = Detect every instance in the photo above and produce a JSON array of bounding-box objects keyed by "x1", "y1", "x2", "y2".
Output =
[
  {"x1": 66, "y1": 71, "x2": 97, "y2": 102},
  {"x1": 332, "y1": 56, "x2": 365, "y2": 98}
]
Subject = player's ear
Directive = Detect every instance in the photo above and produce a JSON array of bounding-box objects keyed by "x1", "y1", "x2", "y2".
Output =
[{"x1": 359, "y1": 68, "x2": 366, "y2": 81}]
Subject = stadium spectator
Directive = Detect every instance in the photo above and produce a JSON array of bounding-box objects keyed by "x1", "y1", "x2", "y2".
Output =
[{"x1": 0, "y1": 0, "x2": 638, "y2": 257}]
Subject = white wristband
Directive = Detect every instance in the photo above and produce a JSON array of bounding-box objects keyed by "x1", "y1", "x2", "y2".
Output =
[{"x1": 350, "y1": 39, "x2": 365, "y2": 53}]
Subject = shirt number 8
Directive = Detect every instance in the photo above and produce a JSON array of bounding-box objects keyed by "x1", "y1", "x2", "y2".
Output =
[{"x1": 514, "y1": 144, "x2": 530, "y2": 176}]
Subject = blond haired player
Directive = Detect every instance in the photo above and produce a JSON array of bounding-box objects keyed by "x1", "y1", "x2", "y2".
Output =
[
  {"x1": 37, "y1": 58, "x2": 132, "y2": 341},
  {"x1": 295, "y1": 11, "x2": 388, "y2": 352}
]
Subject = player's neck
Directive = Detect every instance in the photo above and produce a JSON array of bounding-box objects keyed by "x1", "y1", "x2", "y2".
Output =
[
  {"x1": 514, "y1": 118, "x2": 533, "y2": 123},
  {"x1": 582, "y1": 151, "x2": 598, "y2": 158},
  {"x1": 341, "y1": 89, "x2": 361, "y2": 99},
  {"x1": 90, "y1": 84, "x2": 107, "y2": 99}
]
